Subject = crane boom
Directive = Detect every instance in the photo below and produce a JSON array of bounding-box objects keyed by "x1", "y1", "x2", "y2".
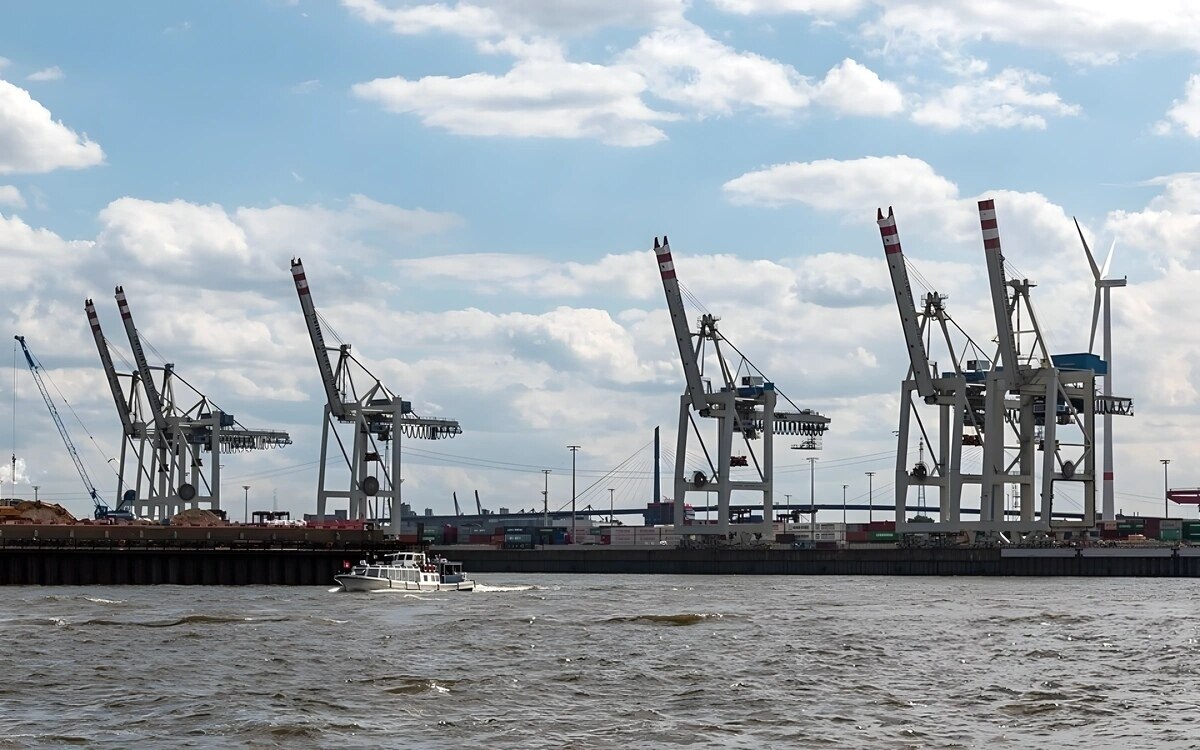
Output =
[
  {"x1": 977, "y1": 199, "x2": 1020, "y2": 378},
  {"x1": 14, "y1": 336, "x2": 104, "y2": 513},
  {"x1": 114, "y1": 286, "x2": 171, "y2": 436},
  {"x1": 290, "y1": 258, "x2": 347, "y2": 419},
  {"x1": 654, "y1": 237, "x2": 707, "y2": 412},
  {"x1": 877, "y1": 207, "x2": 936, "y2": 399},
  {"x1": 85, "y1": 299, "x2": 135, "y2": 436}
]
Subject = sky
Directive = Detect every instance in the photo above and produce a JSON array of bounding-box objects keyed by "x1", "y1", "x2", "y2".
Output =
[{"x1": 2, "y1": 0, "x2": 1200, "y2": 523}]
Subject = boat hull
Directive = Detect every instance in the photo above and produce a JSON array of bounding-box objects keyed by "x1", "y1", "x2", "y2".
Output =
[{"x1": 335, "y1": 574, "x2": 475, "y2": 593}]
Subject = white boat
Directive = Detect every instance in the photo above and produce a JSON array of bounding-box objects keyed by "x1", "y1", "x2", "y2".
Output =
[{"x1": 335, "y1": 551, "x2": 475, "y2": 592}]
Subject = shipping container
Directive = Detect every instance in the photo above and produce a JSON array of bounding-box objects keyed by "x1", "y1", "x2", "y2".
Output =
[
  {"x1": 868, "y1": 531, "x2": 898, "y2": 542},
  {"x1": 1160, "y1": 529, "x2": 1182, "y2": 541}
]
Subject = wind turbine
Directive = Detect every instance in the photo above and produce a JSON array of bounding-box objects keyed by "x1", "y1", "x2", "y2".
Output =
[{"x1": 1075, "y1": 218, "x2": 1126, "y2": 522}]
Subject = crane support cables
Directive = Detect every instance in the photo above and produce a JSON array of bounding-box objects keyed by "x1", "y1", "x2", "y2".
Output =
[
  {"x1": 877, "y1": 207, "x2": 936, "y2": 399},
  {"x1": 14, "y1": 335, "x2": 125, "y2": 519}
]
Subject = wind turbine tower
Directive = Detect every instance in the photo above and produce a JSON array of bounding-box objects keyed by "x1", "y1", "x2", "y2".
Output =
[{"x1": 1074, "y1": 219, "x2": 1132, "y2": 522}]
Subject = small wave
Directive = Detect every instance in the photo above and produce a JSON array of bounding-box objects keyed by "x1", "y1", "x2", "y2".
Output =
[
  {"x1": 474, "y1": 583, "x2": 536, "y2": 593},
  {"x1": 607, "y1": 613, "x2": 725, "y2": 626},
  {"x1": 63, "y1": 614, "x2": 289, "y2": 629},
  {"x1": 82, "y1": 596, "x2": 124, "y2": 605}
]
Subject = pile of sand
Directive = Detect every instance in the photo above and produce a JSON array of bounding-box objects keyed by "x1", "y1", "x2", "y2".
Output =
[
  {"x1": 168, "y1": 508, "x2": 227, "y2": 527},
  {"x1": 0, "y1": 500, "x2": 78, "y2": 524}
]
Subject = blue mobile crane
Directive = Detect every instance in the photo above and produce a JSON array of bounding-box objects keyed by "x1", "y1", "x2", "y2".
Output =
[{"x1": 15, "y1": 335, "x2": 132, "y2": 520}]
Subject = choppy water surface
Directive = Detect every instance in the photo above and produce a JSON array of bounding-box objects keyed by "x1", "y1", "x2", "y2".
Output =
[{"x1": 2, "y1": 576, "x2": 1198, "y2": 748}]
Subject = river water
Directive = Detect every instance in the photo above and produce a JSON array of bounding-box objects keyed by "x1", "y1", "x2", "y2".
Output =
[{"x1": 1, "y1": 575, "x2": 1197, "y2": 748}]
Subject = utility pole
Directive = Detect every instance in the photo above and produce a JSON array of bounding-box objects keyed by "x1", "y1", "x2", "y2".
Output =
[
  {"x1": 1162, "y1": 459, "x2": 1171, "y2": 518},
  {"x1": 807, "y1": 457, "x2": 818, "y2": 523},
  {"x1": 842, "y1": 484, "x2": 848, "y2": 525},
  {"x1": 866, "y1": 471, "x2": 876, "y2": 523},
  {"x1": 568, "y1": 445, "x2": 581, "y2": 542},
  {"x1": 608, "y1": 488, "x2": 615, "y2": 524},
  {"x1": 242, "y1": 485, "x2": 250, "y2": 524},
  {"x1": 542, "y1": 469, "x2": 551, "y2": 529}
]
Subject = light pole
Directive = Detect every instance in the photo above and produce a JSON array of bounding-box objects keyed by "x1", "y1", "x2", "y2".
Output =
[
  {"x1": 608, "y1": 488, "x2": 615, "y2": 524},
  {"x1": 1162, "y1": 459, "x2": 1171, "y2": 518},
  {"x1": 842, "y1": 484, "x2": 848, "y2": 525},
  {"x1": 242, "y1": 485, "x2": 250, "y2": 524},
  {"x1": 568, "y1": 445, "x2": 581, "y2": 543},
  {"x1": 807, "y1": 457, "x2": 818, "y2": 521},
  {"x1": 541, "y1": 469, "x2": 551, "y2": 530},
  {"x1": 866, "y1": 471, "x2": 875, "y2": 523}
]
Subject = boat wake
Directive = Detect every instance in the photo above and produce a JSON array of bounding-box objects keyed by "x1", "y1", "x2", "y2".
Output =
[{"x1": 473, "y1": 584, "x2": 536, "y2": 593}]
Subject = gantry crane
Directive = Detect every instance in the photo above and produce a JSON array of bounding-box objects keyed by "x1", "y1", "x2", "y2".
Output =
[
  {"x1": 877, "y1": 207, "x2": 982, "y2": 530},
  {"x1": 15, "y1": 335, "x2": 132, "y2": 519},
  {"x1": 976, "y1": 199, "x2": 1087, "y2": 537},
  {"x1": 97, "y1": 288, "x2": 292, "y2": 519},
  {"x1": 881, "y1": 201, "x2": 1118, "y2": 540},
  {"x1": 653, "y1": 236, "x2": 829, "y2": 538},
  {"x1": 290, "y1": 258, "x2": 461, "y2": 535}
]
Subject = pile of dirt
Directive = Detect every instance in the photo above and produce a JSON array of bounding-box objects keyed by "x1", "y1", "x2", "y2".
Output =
[
  {"x1": 168, "y1": 508, "x2": 227, "y2": 527},
  {"x1": 0, "y1": 500, "x2": 78, "y2": 524}
]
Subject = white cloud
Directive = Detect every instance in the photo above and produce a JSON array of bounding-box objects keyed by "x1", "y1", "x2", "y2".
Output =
[
  {"x1": 813, "y1": 58, "x2": 903, "y2": 116},
  {"x1": 711, "y1": 0, "x2": 866, "y2": 15},
  {"x1": 0, "y1": 185, "x2": 24, "y2": 207},
  {"x1": 97, "y1": 198, "x2": 252, "y2": 273},
  {"x1": 291, "y1": 79, "x2": 321, "y2": 94},
  {"x1": 1105, "y1": 173, "x2": 1200, "y2": 267},
  {"x1": 1155, "y1": 74, "x2": 1200, "y2": 137},
  {"x1": 0, "y1": 79, "x2": 104, "y2": 173},
  {"x1": 26, "y1": 66, "x2": 64, "y2": 82},
  {"x1": 341, "y1": 0, "x2": 684, "y2": 38},
  {"x1": 352, "y1": 52, "x2": 673, "y2": 146},
  {"x1": 911, "y1": 68, "x2": 1078, "y2": 130},
  {"x1": 95, "y1": 194, "x2": 463, "y2": 280},
  {"x1": 724, "y1": 155, "x2": 958, "y2": 211},
  {"x1": 866, "y1": 1, "x2": 1200, "y2": 64},
  {"x1": 619, "y1": 23, "x2": 811, "y2": 115}
]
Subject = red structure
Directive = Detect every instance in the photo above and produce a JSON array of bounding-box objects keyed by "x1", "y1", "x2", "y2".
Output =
[{"x1": 1167, "y1": 488, "x2": 1200, "y2": 505}]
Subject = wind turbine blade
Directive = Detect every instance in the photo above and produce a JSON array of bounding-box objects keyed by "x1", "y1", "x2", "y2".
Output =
[
  {"x1": 1074, "y1": 217, "x2": 1100, "y2": 280},
  {"x1": 1101, "y1": 239, "x2": 1116, "y2": 279},
  {"x1": 1089, "y1": 290, "x2": 1101, "y2": 353}
]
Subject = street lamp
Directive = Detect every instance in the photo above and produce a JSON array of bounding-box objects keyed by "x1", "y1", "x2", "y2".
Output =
[
  {"x1": 568, "y1": 445, "x2": 581, "y2": 543},
  {"x1": 1162, "y1": 459, "x2": 1171, "y2": 518},
  {"x1": 865, "y1": 471, "x2": 876, "y2": 523},
  {"x1": 842, "y1": 484, "x2": 848, "y2": 525},
  {"x1": 242, "y1": 485, "x2": 250, "y2": 524}
]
